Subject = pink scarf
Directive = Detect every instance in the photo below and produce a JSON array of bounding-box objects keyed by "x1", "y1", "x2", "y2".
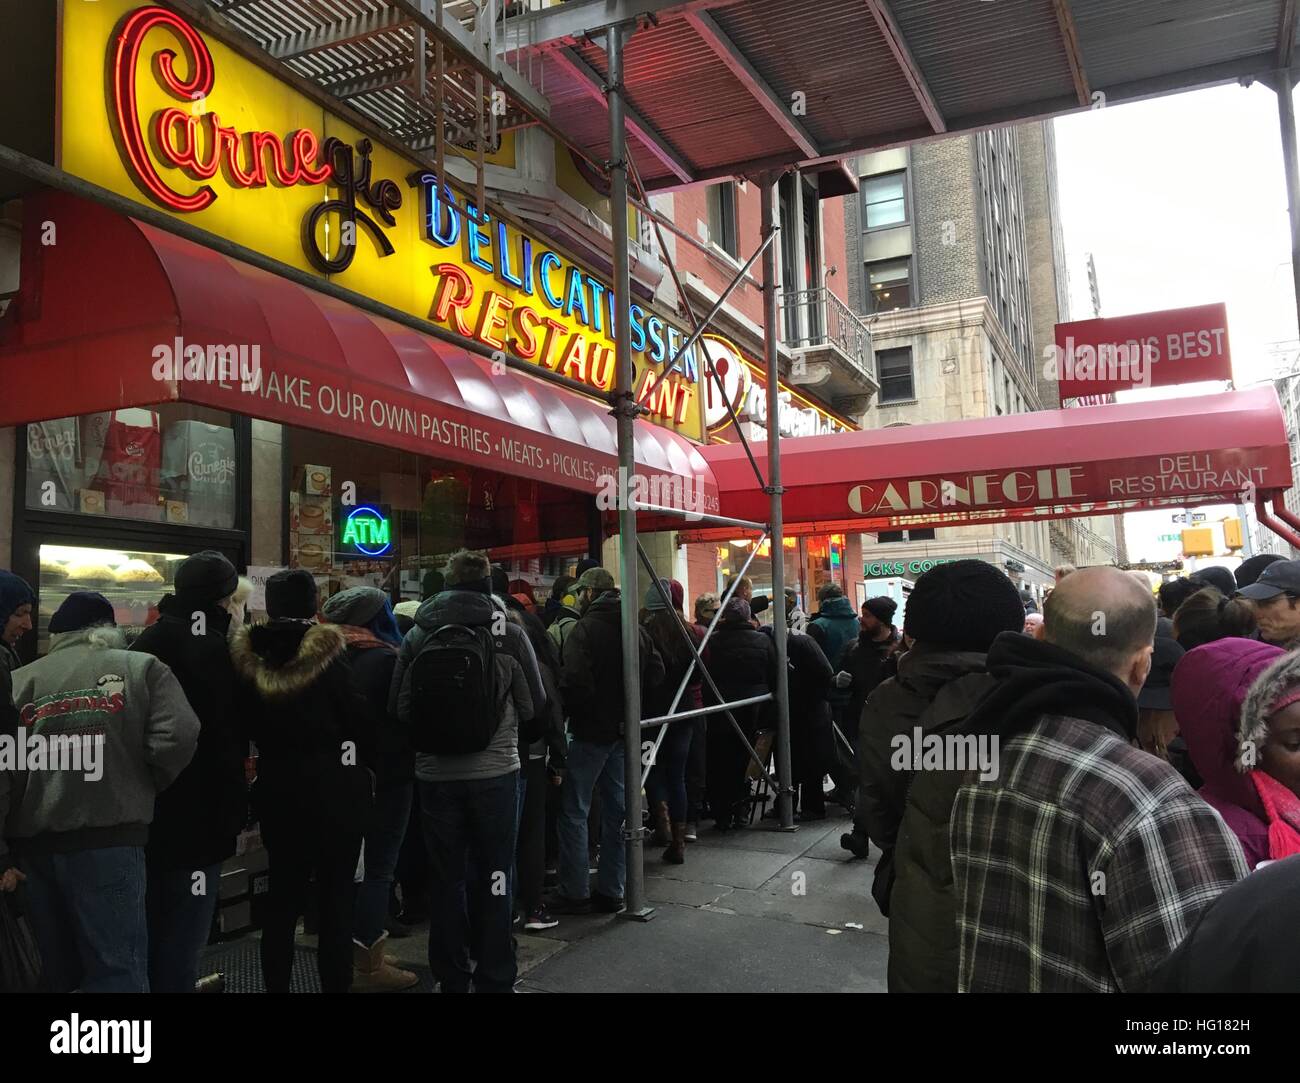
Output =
[{"x1": 1250, "y1": 771, "x2": 1300, "y2": 861}]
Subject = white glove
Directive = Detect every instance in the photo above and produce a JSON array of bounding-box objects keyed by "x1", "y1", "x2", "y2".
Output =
[{"x1": 833, "y1": 671, "x2": 853, "y2": 689}]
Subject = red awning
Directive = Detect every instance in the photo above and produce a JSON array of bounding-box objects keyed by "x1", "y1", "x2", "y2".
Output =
[
  {"x1": 0, "y1": 191, "x2": 716, "y2": 513},
  {"x1": 694, "y1": 387, "x2": 1293, "y2": 536}
]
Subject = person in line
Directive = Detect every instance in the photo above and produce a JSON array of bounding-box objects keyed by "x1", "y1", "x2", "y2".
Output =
[
  {"x1": 1054, "y1": 564, "x2": 1076, "y2": 584},
  {"x1": 391, "y1": 551, "x2": 543, "y2": 992},
  {"x1": 1022, "y1": 612, "x2": 1044, "y2": 638},
  {"x1": 1150, "y1": 854, "x2": 1300, "y2": 992},
  {"x1": 1172, "y1": 638, "x2": 1300, "y2": 869},
  {"x1": 506, "y1": 607, "x2": 565, "y2": 931},
  {"x1": 1157, "y1": 576, "x2": 1197, "y2": 622},
  {"x1": 642, "y1": 579, "x2": 702, "y2": 863},
  {"x1": 130, "y1": 552, "x2": 250, "y2": 993},
  {"x1": 806, "y1": 583, "x2": 860, "y2": 671},
  {"x1": 854, "y1": 561, "x2": 1023, "y2": 991},
  {"x1": 2, "y1": 592, "x2": 199, "y2": 992},
  {"x1": 552, "y1": 568, "x2": 664, "y2": 912},
  {"x1": 686, "y1": 592, "x2": 721, "y2": 839},
  {"x1": 831, "y1": 596, "x2": 903, "y2": 818},
  {"x1": 0, "y1": 570, "x2": 34, "y2": 678},
  {"x1": 950, "y1": 567, "x2": 1247, "y2": 992},
  {"x1": 1172, "y1": 586, "x2": 1256, "y2": 650},
  {"x1": 393, "y1": 599, "x2": 421, "y2": 637},
  {"x1": 1235, "y1": 553, "x2": 1285, "y2": 591},
  {"x1": 704, "y1": 597, "x2": 777, "y2": 832},
  {"x1": 319, "y1": 586, "x2": 418, "y2": 993},
  {"x1": 773, "y1": 590, "x2": 834, "y2": 821},
  {"x1": 1135, "y1": 634, "x2": 1199, "y2": 788},
  {"x1": 547, "y1": 577, "x2": 583, "y2": 660},
  {"x1": 542, "y1": 575, "x2": 576, "y2": 629},
  {"x1": 232, "y1": 570, "x2": 375, "y2": 995},
  {"x1": 1236, "y1": 558, "x2": 1300, "y2": 648}
]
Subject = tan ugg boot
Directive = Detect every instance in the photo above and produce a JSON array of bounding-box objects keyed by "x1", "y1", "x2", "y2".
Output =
[{"x1": 351, "y1": 940, "x2": 419, "y2": 993}]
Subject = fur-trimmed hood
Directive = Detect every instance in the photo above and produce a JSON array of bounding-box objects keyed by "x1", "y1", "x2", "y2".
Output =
[
  {"x1": 1239, "y1": 648, "x2": 1300, "y2": 768},
  {"x1": 230, "y1": 619, "x2": 347, "y2": 701}
]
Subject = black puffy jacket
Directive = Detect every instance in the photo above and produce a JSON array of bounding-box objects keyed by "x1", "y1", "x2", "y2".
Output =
[
  {"x1": 131, "y1": 596, "x2": 250, "y2": 871},
  {"x1": 560, "y1": 590, "x2": 665, "y2": 744},
  {"x1": 707, "y1": 620, "x2": 777, "y2": 732},
  {"x1": 230, "y1": 620, "x2": 375, "y2": 836},
  {"x1": 337, "y1": 630, "x2": 413, "y2": 790}
]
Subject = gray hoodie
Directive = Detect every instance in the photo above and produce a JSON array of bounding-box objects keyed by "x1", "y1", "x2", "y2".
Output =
[
  {"x1": 389, "y1": 590, "x2": 543, "y2": 782},
  {"x1": 1, "y1": 626, "x2": 199, "y2": 862}
]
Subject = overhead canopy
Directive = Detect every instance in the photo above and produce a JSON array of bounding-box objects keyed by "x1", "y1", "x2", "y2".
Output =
[
  {"x1": 194, "y1": 0, "x2": 1300, "y2": 190},
  {"x1": 0, "y1": 191, "x2": 717, "y2": 512},
  {"x1": 690, "y1": 387, "x2": 1293, "y2": 538}
]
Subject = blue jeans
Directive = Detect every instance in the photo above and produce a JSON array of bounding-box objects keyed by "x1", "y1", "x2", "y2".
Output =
[
  {"x1": 419, "y1": 772, "x2": 519, "y2": 993},
  {"x1": 20, "y1": 846, "x2": 148, "y2": 993},
  {"x1": 146, "y1": 861, "x2": 222, "y2": 992},
  {"x1": 354, "y1": 783, "x2": 414, "y2": 947},
  {"x1": 558, "y1": 739, "x2": 625, "y2": 901},
  {"x1": 646, "y1": 720, "x2": 693, "y2": 824}
]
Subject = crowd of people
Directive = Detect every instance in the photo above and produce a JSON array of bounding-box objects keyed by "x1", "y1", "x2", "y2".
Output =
[{"x1": 2, "y1": 547, "x2": 1298, "y2": 993}]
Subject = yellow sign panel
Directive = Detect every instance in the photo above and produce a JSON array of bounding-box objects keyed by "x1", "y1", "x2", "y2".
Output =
[{"x1": 58, "y1": 0, "x2": 704, "y2": 441}]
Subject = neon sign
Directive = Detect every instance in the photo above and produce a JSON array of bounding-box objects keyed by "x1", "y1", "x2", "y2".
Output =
[{"x1": 341, "y1": 506, "x2": 392, "y2": 556}]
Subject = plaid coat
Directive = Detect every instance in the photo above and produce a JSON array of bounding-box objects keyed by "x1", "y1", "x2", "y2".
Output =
[{"x1": 950, "y1": 713, "x2": 1248, "y2": 992}]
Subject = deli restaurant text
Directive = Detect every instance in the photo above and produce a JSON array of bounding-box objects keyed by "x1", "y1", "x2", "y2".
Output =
[{"x1": 85, "y1": 2, "x2": 701, "y2": 437}]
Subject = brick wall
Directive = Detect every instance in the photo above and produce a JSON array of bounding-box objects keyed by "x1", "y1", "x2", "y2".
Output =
[{"x1": 912, "y1": 136, "x2": 981, "y2": 305}]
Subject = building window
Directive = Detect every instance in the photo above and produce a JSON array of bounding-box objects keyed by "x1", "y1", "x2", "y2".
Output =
[
  {"x1": 875, "y1": 528, "x2": 934, "y2": 543},
  {"x1": 878, "y1": 346, "x2": 914, "y2": 404},
  {"x1": 865, "y1": 257, "x2": 912, "y2": 313},
  {"x1": 863, "y1": 171, "x2": 907, "y2": 228},
  {"x1": 707, "y1": 181, "x2": 739, "y2": 258}
]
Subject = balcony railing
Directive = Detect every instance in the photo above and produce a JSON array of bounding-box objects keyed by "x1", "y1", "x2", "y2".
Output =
[{"x1": 779, "y1": 286, "x2": 874, "y2": 381}]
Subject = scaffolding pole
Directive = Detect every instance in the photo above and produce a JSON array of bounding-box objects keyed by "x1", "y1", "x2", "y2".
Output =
[
  {"x1": 605, "y1": 21, "x2": 653, "y2": 922},
  {"x1": 1276, "y1": 70, "x2": 1300, "y2": 340},
  {"x1": 762, "y1": 172, "x2": 796, "y2": 831}
]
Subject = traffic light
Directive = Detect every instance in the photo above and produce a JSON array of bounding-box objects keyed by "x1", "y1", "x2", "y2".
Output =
[
  {"x1": 1181, "y1": 528, "x2": 1213, "y2": 557},
  {"x1": 1223, "y1": 518, "x2": 1243, "y2": 550}
]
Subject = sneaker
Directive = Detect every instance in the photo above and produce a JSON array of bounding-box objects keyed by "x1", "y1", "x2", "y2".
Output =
[
  {"x1": 591, "y1": 891, "x2": 625, "y2": 913},
  {"x1": 546, "y1": 893, "x2": 593, "y2": 915},
  {"x1": 523, "y1": 907, "x2": 559, "y2": 930},
  {"x1": 683, "y1": 822, "x2": 698, "y2": 842},
  {"x1": 512, "y1": 912, "x2": 522, "y2": 926}
]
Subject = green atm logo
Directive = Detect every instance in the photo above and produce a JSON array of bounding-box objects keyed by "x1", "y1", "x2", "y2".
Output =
[{"x1": 341, "y1": 506, "x2": 392, "y2": 556}]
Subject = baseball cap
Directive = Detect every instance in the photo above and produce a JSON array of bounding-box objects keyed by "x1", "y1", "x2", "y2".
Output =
[
  {"x1": 1138, "y1": 635, "x2": 1185, "y2": 711},
  {"x1": 575, "y1": 567, "x2": 615, "y2": 592},
  {"x1": 1236, "y1": 558, "x2": 1300, "y2": 601}
]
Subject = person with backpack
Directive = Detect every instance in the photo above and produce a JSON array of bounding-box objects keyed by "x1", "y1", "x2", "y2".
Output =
[
  {"x1": 547, "y1": 579, "x2": 582, "y2": 659},
  {"x1": 389, "y1": 550, "x2": 544, "y2": 992},
  {"x1": 319, "y1": 586, "x2": 419, "y2": 993},
  {"x1": 551, "y1": 567, "x2": 665, "y2": 913},
  {"x1": 231, "y1": 570, "x2": 376, "y2": 994}
]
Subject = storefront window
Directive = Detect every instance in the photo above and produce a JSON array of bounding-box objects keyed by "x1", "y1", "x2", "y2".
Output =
[
  {"x1": 36, "y1": 543, "x2": 186, "y2": 654},
  {"x1": 25, "y1": 405, "x2": 238, "y2": 529},
  {"x1": 285, "y1": 427, "x2": 591, "y2": 607},
  {"x1": 716, "y1": 536, "x2": 839, "y2": 622}
]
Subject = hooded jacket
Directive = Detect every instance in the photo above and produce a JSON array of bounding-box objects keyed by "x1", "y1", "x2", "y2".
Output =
[
  {"x1": 2, "y1": 626, "x2": 199, "y2": 865},
  {"x1": 131, "y1": 595, "x2": 250, "y2": 870},
  {"x1": 561, "y1": 590, "x2": 665, "y2": 745},
  {"x1": 333, "y1": 625, "x2": 414, "y2": 790},
  {"x1": 807, "y1": 596, "x2": 860, "y2": 670},
  {"x1": 836, "y1": 626, "x2": 902, "y2": 721},
  {"x1": 855, "y1": 645, "x2": 993, "y2": 990},
  {"x1": 950, "y1": 631, "x2": 1247, "y2": 992},
  {"x1": 1170, "y1": 638, "x2": 1283, "y2": 869},
  {"x1": 547, "y1": 604, "x2": 581, "y2": 662},
  {"x1": 230, "y1": 620, "x2": 375, "y2": 833},
  {"x1": 389, "y1": 589, "x2": 542, "y2": 781}
]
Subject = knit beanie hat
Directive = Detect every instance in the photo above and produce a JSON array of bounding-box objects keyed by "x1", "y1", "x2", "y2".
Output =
[
  {"x1": 721, "y1": 597, "x2": 752, "y2": 624},
  {"x1": 266, "y1": 569, "x2": 318, "y2": 620},
  {"x1": 321, "y1": 585, "x2": 386, "y2": 628},
  {"x1": 0, "y1": 570, "x2": 35, "y2": 626},
  {"x1": 903, "y1": 559, "x2": 1023, "y2": 652},
  {"x1": 49, "y1": 591, "x2": 115, "y2": 634},
  {"x1": 575, "y1": 557, "x2": 601, "y2": 577},
  {"x1": 864, "y1": 596, "x2": 897, "y2": 624},
  {"x1": 644, "y1": 577, "x2": 684, "y2": 612},
  {"x1": 175, "y1": 550, "x2": 239, "y2": 607},
  {"x1": 1191, "y1": 565, "x2": 1237, "y2": 598}
]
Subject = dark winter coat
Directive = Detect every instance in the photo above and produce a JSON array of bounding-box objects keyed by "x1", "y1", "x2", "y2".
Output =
[
  {"x1": 836, "y1": 627, "x2": 902, "y2": 721},
  {"x1": 336, "y1": 627, "x2": 413, "y2": 790},
  {"x1": 707, "y1": 620, "x2": 778, "y2": 728},
  {"x1": 807, "y1": 596, "x2": 861, "y2": 671},
  {"x1": 230, "y1": 620, "x2": 375, "y2": 837},
  {"x1": 643, "y1": 622, "x2": 705, "y2": 722},
  {"x1": 131, "y1": 596, "x2": 250, "y2": 871},
  {"x1": 768, "y1": 629, "x2": 832, "y2": 730},
  {"x1": 560, "y1": 590, "x2": 665, "y2": 745},
  {"x1": 871, "y1": 649, "x2": 994, "y2": 992}
]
